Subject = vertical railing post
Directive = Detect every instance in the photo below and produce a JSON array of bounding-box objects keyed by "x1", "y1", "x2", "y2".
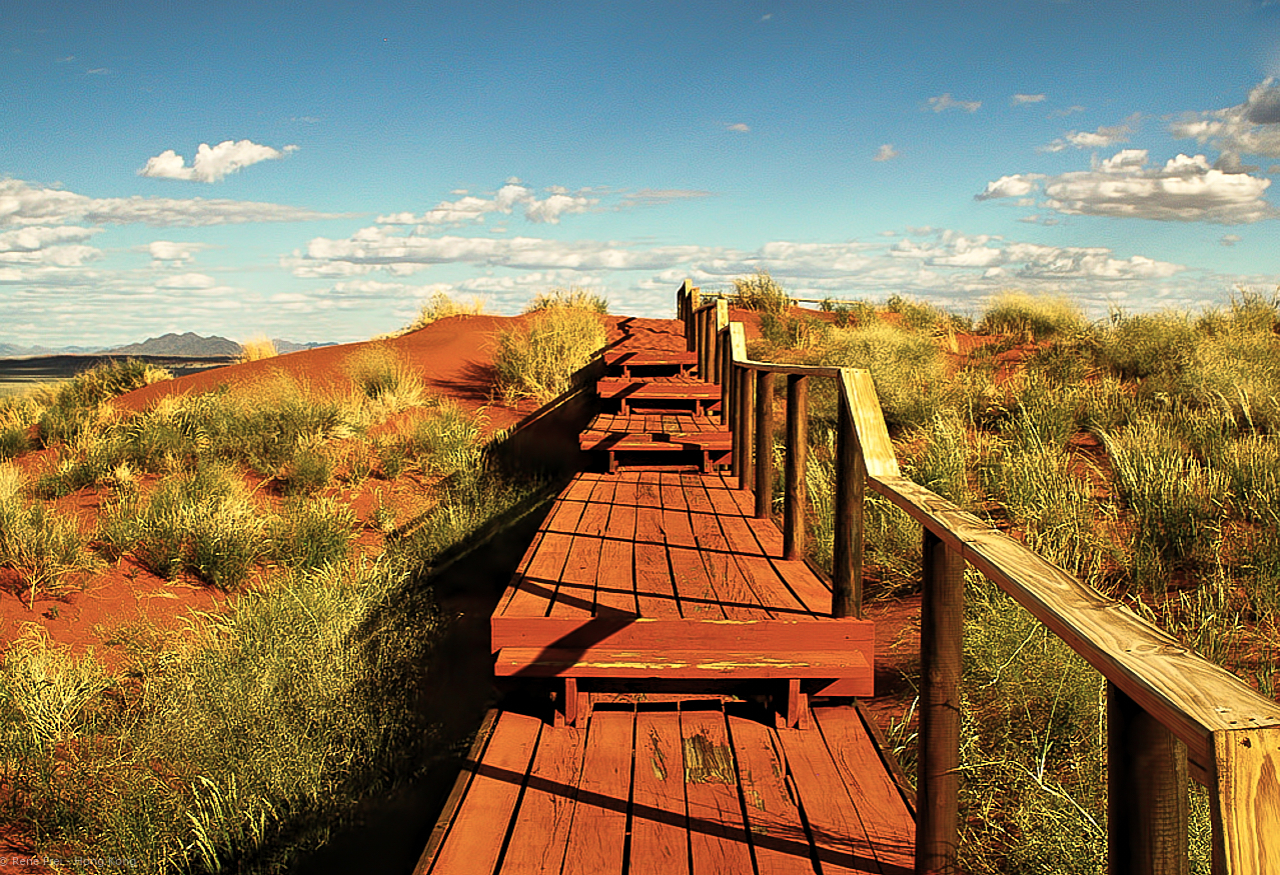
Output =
[
  {"x1": 783, "y1": 374, "x2": 808, "y2": 561},
  {"x1": 917, "y1": 529, "x2": 964, "y2": 875},
  {"x1": 719, "y1": 330, "x2": 732, "y2": 425},
  {"x1": 687, "y1": 288, "x2": 701, "y2": 353},
  {"x1": 738, "y1": 366, "x2": 755, "y2": 491},
  {"x1": 754, "y1": 371, "x2": 775, "y2": 520},
  {"x1": 713, "y1": 298, "x2": 728, "y2": 385},
  {"x1": 1108, "y1": 684, "x2": 1190, "y2": 875},
  {"x1": 832, "y1": 380, "x2": 864, "y2": 619}
]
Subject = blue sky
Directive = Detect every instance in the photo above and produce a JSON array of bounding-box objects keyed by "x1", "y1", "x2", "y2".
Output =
[{"x1": 7, "y1": 1, "x2": 1280, "y2": 347}]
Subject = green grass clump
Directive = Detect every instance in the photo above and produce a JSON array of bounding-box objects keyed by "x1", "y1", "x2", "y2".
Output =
[
  {"x1": 34, "y1": 359, "x2": 170, "y2": 446},
  {"x1": 525, "y1": 286, "x2": 609, "y2": 314},
  {"x1": 0, "y1": 466, "x2": 98, "y2": 607},
  {"x1": 729, "y1": 269, "x2": 792, "y2": 315},
  {"x1": 1099, "y1": 310, "x2": 1196, "y2": 381},
  {"x1": 269, "y1": 497, "x2": 356, "y2": 572},
  {"x1": 494, "y1": 307, "x2": 606, "y2": 402},
  {"x1": 821, "y1": 321, "x2": 950, "y2": 431},
  {"x1": 406, "y1": 291, "x2": 488, "y2": 331},
  {"x1": 978, "y1": 290, "x2": 1087, "y2": 341},
  {"x1": 99, "y1": 463, "x2": 266, "y2": 590},
  {"x1": 410, "y1": 401, "x2": 484, "y2": 475},
  {"x1": 343, "y1": 344, "x2": 426, "y2": 412}
]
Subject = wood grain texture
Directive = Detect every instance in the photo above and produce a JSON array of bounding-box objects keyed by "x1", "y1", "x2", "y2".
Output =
[
  {"x1": 500, "y1": 723, "x2": 589, "y2": 875},
  {"x1": 631, "y1": 710, "x2": 692, "y2": 875},
  {"x1": 561, "y1": 709, "x2": 634, "y2": 875},
  {"x1": 682, "y1": 708, "x2": 756, "y2": 874},
  {"x1": 1211, "y1": 725, "x2": 1280, "y2": 875}
]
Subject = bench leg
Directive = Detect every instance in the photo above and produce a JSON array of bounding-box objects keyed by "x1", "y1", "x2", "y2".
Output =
[
  {"x1": 780, "y1": 678, "x2": 810, "y2": 730},
  {"x1": 608, "y1": 450, "x2": 618, "y2": 474},
  {"x1": 556, "y1": 678, "x2": 588, "y2": 728}
]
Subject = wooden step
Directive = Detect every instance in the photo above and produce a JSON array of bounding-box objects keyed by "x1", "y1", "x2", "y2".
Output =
[
  {"x1": 596, "y1": 378, "x2": 720, "y2": 414},
  {"x1": 604, "y1": 350, "x2": 698, "y2": 377}
]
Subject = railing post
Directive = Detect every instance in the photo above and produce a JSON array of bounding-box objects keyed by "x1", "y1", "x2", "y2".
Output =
[
  {"x1": 719, "y1": 331, "x2": 731, "y2": 424},
  {"x1": 832, "y1": 384, "x2": 864, "y2": 619},
  {"x1": 1108, "y1": 683, "x2": 1190, "y2": 875},
  {"x1": 738, "y1": 366, "x2": 755, "y2": 491},
  {"x1": 687, "y1": 288, "x2": 701, "y2": 353},
  {"x1": 783, "y1": 374, "x2": 808, "y2": 561},
  {"x1": 713, "y1": 298, "x2": 728, "y2": 384},
  {"x1": 754, "y1": 371, "x2": 775, "y2": 519},
  {"x1": 917, "y1": 529, "x2": 964, "y2": 875}
]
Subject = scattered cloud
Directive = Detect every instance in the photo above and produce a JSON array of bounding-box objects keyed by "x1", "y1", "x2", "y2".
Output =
[
  {"x1": 977, "y1": 150, "x2": 1275, "y2": 223},
  {"x1": 139, "y1": 139, "x2": 299, "y2": 183},
  {"x1": 618, "y1": 189, "x2": 715, "y2": 208},
  {"x1": 1039, "y1": 116, "x2": 1138, "y2": 153},
  {"x1": 145, "y1": 240, "x2": 210, "y2": 265},
  {"x1": 1221, "y1": 234, "x2": 1243, "y2": 246},
  {"x1": 1012, "y1": 93, "x2": 1046, "y2": 105},
  {"x1": 0, "y1": 178, "x2": 347, "y2": 227},
  {"x1": 1049, "y1": 105, "x2": 1086, "y2": 118},
  {"x1": 873, "y1": 144, "x2": 899, "y2": 162},
  {"x1": 155, "y1": 272, "x2": 217, "y2": 290},
  {"x1": 925, "y1": 94, "x2": 981, "y2": 113},
  {"x1": 377, "y1": 181, "x2": 598, "y2": 227},
  {"x1": 726, "y1": 122, "x2": 751, "y2": 133},
  {"x1": 1171, "y1": 79, "x2": 1280, "y2": 155}
]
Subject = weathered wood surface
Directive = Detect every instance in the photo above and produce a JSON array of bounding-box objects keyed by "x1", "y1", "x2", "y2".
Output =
[{"x1": 419, "y1": 704, "x2": 915, "y2": 875}]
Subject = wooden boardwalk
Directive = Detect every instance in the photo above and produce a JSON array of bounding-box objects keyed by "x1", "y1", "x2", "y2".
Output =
[
  {"x1": 415, "y1": 319, "x2": 913, "y2": 874},
  {"x1": 418, "y1": 702, "x2": 914, "y2": 875}
]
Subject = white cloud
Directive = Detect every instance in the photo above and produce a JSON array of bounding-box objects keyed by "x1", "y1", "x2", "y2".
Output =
[
  {"x1": 1012, "y1": 93, "x2": 1046, "y2": 105},
  {"x1": 1039, "y1": 116, "x2": 1137, "y2": 153},
  {"x1": 146, "y1": 240, "x2": 209, "y2": 265},
  {"x1": 726, "y1": 123, "x2": 751, "y2": 132},
  {"x1": 0, "y1": 225, "x2": 100, "y2": 252},
  {"x1": 977, "y1": 150, "x2": 1275, "y2": 223},
  {"x1": 618, "y1": 189, "x2": 715, "y2": 208},
  {"x1": 377, "y1": 181, "x2": 600, "y2": 227},
  {"x1": 0, "y1": 178, "x2": 346, "y2": 228},
  {"x1": 926, "y1": 94, "x2": 981, "y2": 113},
  {"x1": 1171, "y1": 78, "x2": 1280, "y2": 158},
  {"x1": 155, "y1": 272, "x2": 217, "y2": 289},
  {"x1": 873, "y1": 144, "x2": 899, "y2": 162},
  {"x1": 139, "y1": 140, "x2": 299, "y2": 183},
  {"x1": 1221, "y1": 234, "x2": 1243, "y2": 246}
]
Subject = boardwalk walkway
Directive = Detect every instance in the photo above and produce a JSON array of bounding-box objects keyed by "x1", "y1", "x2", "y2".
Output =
[{"x1": 414, "y1": 317, "x2": 914, "y2": 874}]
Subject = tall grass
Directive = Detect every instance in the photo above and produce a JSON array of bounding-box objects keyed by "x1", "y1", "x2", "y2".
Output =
[
  {"x1": 0, "y1": 465, "x2": 97, "y2": 607},
  {"x1": 238, "y1": 336, "x2": 278, "y2": 362},
  {"x1": 525, "y1": 286, "x2": 609, "y2": 314},
  {"x1": 493, "y1": 307, "x2": 606, "y2": 402},
  {"x1": 821, "y1": 321, "x2": 951, "y2": 431},
  {"x1": 403, "y1": 291, "x2": 488, "y2": 332},
  {"x1": 978, "y1": 290, "x2": 1087, "y2": 340}
]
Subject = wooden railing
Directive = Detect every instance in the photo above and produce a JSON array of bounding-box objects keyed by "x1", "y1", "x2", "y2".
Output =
[{"x1": 675, "y1": 279, "x2": 1280, "y2": 875}]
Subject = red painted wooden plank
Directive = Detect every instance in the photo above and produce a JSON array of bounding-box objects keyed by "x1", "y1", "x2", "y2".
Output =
[
  {"x1": 607, "y1": 502, "x2": 637, "y2": 544},
  {"x1": 589, "y1": 476, "x2": 618, "y2": 506},
  {"x1": 658, "y1": 471, "x2": 689, "y2": 512},
  {"x1": 774, "y1": 722, "x2": 885, "y2": 875},
  {"x1": 491, "y1": 618, "x2": 875, "y2": 654},
  {"x1": 500, "y1": 724, "x2": 589, "y2": 875},
  {"x1": 680, "y1": 473, "x2": 716, "y2": 516},
  {"x1": 661, "y1": 508, "x2": 698, "y2": 550},
  {"x1": 500, "y1": 531, "x2": 575, "y2": 619},
  {"x1": 564, "y1": 476, "x2": 597, "y2": 502},
  {"x1": 636, "y1": 470, "x2": 663, "y2": 508},
  {"x1": 718, "y1": 515, "x2": 769, "y2": 558},
  {"x1": 634, "y1": 539, "x2": 682, "y2": 618},
  {"x1": 595, "y1": 536, "x2": 639, "y2": 615},
  {"x1": 576, "y1": 498, "x2": 612, "y2": 539},
  {"x1": 495, "y1": 647, "x2": 870, "y2": 679},
  {"x1": 769, "y1": 556, "x2": 834, "y2": 617},
  {"x1": 746, "y1": 517, "x2": 786, "y2": 558},
  {"x1": 560, "y1": 708, "x2": 635, "y2": 875},
  {"x1": 551, "y1": 530, "x2": 604, "y2": 618},
  {"x1": 495, "y1": 528, "x2": 547, "y2": 616},
  {"x1": 668, "y1": 546, "x2": 726, "y2": 619},
  {"x1": 698, "y1": 548, "x2": 768, "y2": 620},
  {"x1": 427, "y1": 710, "x2": 542, "y2": 875},
  {"x1": 413, "y1": 710, "x2": 500, "y2": 875},
  {"x1": 681, "y1": 708, "x2": 756, "y2": 874},
  {"x1": 545, "y1": 497, "x2": 587, "y2": 536},
  {"x1": 733, "y1": 553, "x2": 814, "y2": 618},
  {"x1": 613, "y1": 472, "x2": 639, "y2": 507},
  {"x1": 630, "y1": 710, "x2": 692, "y2": 875},
  {"x1": 812, "y1": 707, "x2": 915, "y2": 873},
  {"x1": 726, "y1": 714, "x2": 819, "y2": 875},
  {"x1": 635, "y1": 505, "x2": 666, "y2": 546}
]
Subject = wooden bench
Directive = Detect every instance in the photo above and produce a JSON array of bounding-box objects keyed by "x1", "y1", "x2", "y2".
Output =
[
  {"x1": 596, "y1": 378, "x2": 721, "y2": 414},
  {"x1": 495, "y1": 645, "x2": 872, "y2": 729},
  {"x1": 603, "y1": 350, "x2": 698, "y2": 377},
  {"x1": 578, "y1": 429, "x2": 732, "y2": 472}
]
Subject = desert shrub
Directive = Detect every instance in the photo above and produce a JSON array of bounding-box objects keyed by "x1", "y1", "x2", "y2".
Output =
[
  {"x1": 406, "y1": 291, "x2": 488, "y2": 331},
  {"x1": 238, "y1": 336, "x2": 278, "y2": 362},
  {"x1": 729, "y1": 269, "x2": 791, "y2": 315},
  {"x1": 33, "y1": 360, "x2": 170, "y2": 446},
  {"x1": 493, "y1": 307, "x2": 606, "y2": 402},
  {"x1": 885, "y1": 294, "x2": 949, "y2": 331},
  {"x1": 269, "y1": 497, "x2": 356, "y2": 572},
  {"x1": 279, "y1": 448, "x2": 333, "y2": 496},
  {"x1": 0, "y1": 425, "x2": 29, "y2": 461},
  {"x1": 820, "y1": 321, "x2": 951, "y2": 431},
  {"x1": 525, "y1": 286, "x2": 609, "y2": 314},
  {"x1": 1184, "y1": 325, "x2": 1280, "y2": 432},
  {"x1": 906, "y1": 411, "x2": 973, "y2": 507},
  {"x1": 100, "y1": 463, "x2": 266, "y2": 589},
  {"x1": 1102, "y1": 416, "x2": 1229, "y2": 585},
  {"x1": 342, "y1": 344, "x2": 426, "y2": 413},
  {"x1": 0, "y1": 466, "x2": 97, "y2": 607},
  {"x1": 1212, "y1": 434, "x2": 1280, "y2": 524},
  {"x1": 410, "y1": 401, "x2": 484, "y2": 475},
  {"x1": 758, "y1": 311, "x2": 831, "y2": 351},
  {"x1": 978, "y1": 290, "x2": 1086, "y2": 340},
  {"x1": 1099, "y1": 310, "x2": 1196, "y2": 381}
]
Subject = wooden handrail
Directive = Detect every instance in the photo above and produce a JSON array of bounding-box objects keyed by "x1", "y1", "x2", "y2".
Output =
[{"x1": 674, "y1": 279, "x2": 1280, "y2": 875}]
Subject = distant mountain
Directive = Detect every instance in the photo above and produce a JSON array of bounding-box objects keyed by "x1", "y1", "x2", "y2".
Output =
[
  {"x1": 273, "y1": 339, "x2": 336, "y2": 354},
  {"x1": 106, "y1": 332, "x2": 241, "y2": 357},
  {"x1": 0, "y1": 343, "x2": 104, "y2": 358}
]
